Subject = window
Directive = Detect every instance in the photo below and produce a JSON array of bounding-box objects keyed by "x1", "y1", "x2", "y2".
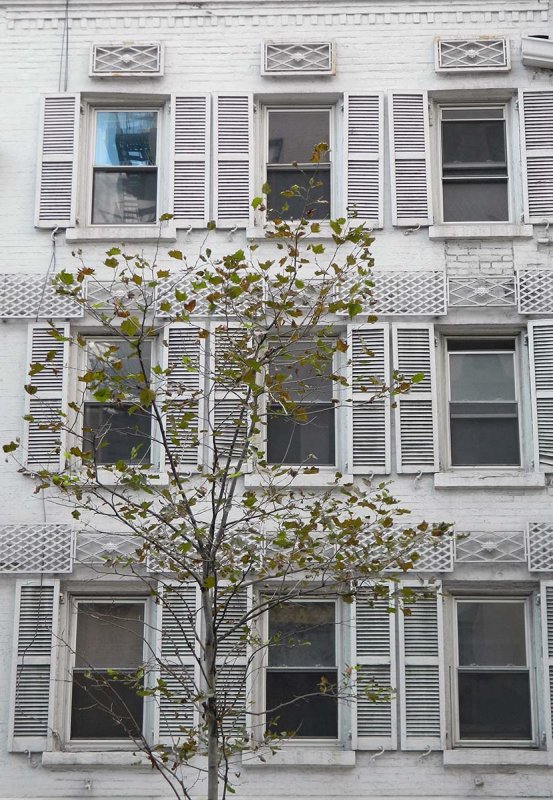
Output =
[
  {"x1": 69, "y1": 599, "x2": 145, "y2": 740},
  {"x1": 447, "y1": 338, "x2": 520, "y2": 467},
  {"x1": 91, "y1": 110, "x2": 159, "y2": 225},
  {"x1": 266, "y1": 107, "x2": 332, "y2": 220},
  {"x1": 266, "y1": 340, "x2": 336, "y2": 466},
  {"x1": 83, "y1": 338, "x2": 152, "y2": 465},
  {"x1": 453, "y1": 598, "x2": 535, "y2": 745},
  {"x1": 265, "y1": 601, "x2": 338, "y2": 738},
  {"x1": 439, "y1": 105, "x2": 509, "y2": 223}
]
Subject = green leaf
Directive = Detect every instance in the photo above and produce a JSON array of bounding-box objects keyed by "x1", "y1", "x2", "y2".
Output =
[
  {"x1": 203, "y1": 575, "x2": 216, "y2": 589},
  {"x1": 58, "y1": 271, "x2": 74, "y2": 286},
  {"x1": 2, "y1": 441, "x2": 19, "y2": 453},
  {"x1": 159, "y1": 213, "x2": 173, "y2": 221},
  {"x1": 139, "y1": 387, "x2": 156, "y2": 406},
  {"x1": 411, "y1": 372, "x2": 425, "y2": 384},
  {"x1": 168, "y1": 249, "x2": 183, "y2": 260},
  {"x1": 251, "y1": 197, "x2": 263, "y2": 209},
  {"x1": 92, "y1": 387, "x2": 112, "y2": 402}
]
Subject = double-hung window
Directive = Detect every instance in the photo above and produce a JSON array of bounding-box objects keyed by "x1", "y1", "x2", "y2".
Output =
[{"x1": 453, "y1": 598, "x2": 534, "y2": 745}]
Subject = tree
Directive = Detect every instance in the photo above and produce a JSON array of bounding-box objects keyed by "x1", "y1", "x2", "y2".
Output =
[{"x1": 5, "y1": 176, "x2": 448, "y2": 800}]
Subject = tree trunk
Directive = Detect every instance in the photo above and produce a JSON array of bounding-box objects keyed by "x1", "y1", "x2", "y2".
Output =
[{"x1": 202, "y1": 589, "x2": 219, "y2": 800}]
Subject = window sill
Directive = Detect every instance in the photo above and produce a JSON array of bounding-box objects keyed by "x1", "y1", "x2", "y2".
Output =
[
  {"x1": 65, "y1": 223, "x2": 177, "y2": 243},
  {"x1": 434, "y1": 471, "x2": 545, "y2": 489},
  {"x1": 443, "y1": 749, "x2": 549, "y2": 766},
  {"x1": 42, "y1": 751, "x2": 151, "y2": 769},
  {"x1": 242, "y1": 748, "x2": 355, "y2": 767},
  {"x1": 246, "y1": 223, "x2": 380, "y2": 241},
  {"x1": 428, "y1": 223, "x2": 533, "y2": 240},
  {"x1": 244, "y1": 468, "x2": 354, "y2": 488}
]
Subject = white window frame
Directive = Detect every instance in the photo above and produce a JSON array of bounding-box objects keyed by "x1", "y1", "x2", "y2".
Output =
[{"x1": 450, "y1": 596, "x2": 538, "y2": 749}]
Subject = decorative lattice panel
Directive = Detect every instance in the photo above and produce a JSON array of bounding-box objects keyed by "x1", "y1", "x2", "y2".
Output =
[
  {"x1": 527, "y1": 523, "x2": 553, "y2": 571},
  {"x1": 411, "y1": 535, "x2": 454, "y2": 572},
  {"x1": 75, "y1": 531, "x2": 142, "y2": 565},
  {"x1": 337, "y1": 270, "x2": 446, "y2": 316},
  {"x1": 448, "y1": 276, "x2": 516, "y2": 308},
  {"x1": 517, "y1": 270, "x2": 553, "y2": 314},
  {"x1": 455, "y1": 531, "x2": 526, "y2": 563},
  {"x1": 436, "y1": 39, "x2": 509, "y2": 72},
  {"x1": 0, "y1": 274, "x2": 82, "y2": 319},
  {"x1": 86, "y1": 280, "x2": 155, "y2": 313},
  {"x1": 0, "y1": 525, "x2": 73, "y2": 573},
  {"x1": 91, "y1": 43, "x2": 163, "y2": 76},
  {"x1": 262, "y1": 42, "x2": 335, "y2": 75}
]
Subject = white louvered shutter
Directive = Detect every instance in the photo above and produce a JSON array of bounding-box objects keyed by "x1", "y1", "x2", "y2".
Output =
[
  {"x1": 354, "y1": 588, "x2": 397, "y2": 750},
  {"x1": 163, "y1": 324, "x2": 204, "y2": 471},
  {"x1": 344, "y1": 94, "x2": 384, "y2": 228},
  {"x1": 540, "y1": 582, "x2": 553, "y2": 749},
  {"x1": 157, "y1": 583, "x2": 199, "y2": 745},
  {"x1": 393, "y1": 323, "x2": 438, "y2": 473},
  {"x1": 528, "y1": 321, "x2": 553, "y2": 469},
  {"x1": 24, "y1": 324, "x2": 70, "y2": 472},
  {"x1": 519, "y1": 90, "x2": 553, "y2": 223},
  {"x1": 398, "y1": 585, "x2": 444, "y2": 750},
  {"x1": 171, "y1": 95, "x2": 210, "y2": 227},
  {"x1": 8, "y1": 580, "x2": 60, "y2": 752},
  {"x1": 389, "y1": 92, "x2": 432, "y2": 227},
  {"x1": 347, "y1": 324, "x2": 391, "y2": 474},
  {"x1": 214, "y1": 95, "x2": 253, "y2": 228},
  {"x1": 209, "y1": 326, "x2": 248, "y2": 467},
  {"x1": 35, "y1": 94, "x2": 79, "y2": 228},
  {"x1": 216, "y1": 589, "x2": 248, "y2": 738}
]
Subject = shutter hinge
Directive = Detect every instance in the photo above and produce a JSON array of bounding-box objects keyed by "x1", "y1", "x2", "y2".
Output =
[
  {"x1": 59, "y1": 592, "x2": 66, "y2": 604},
  {"x1": 524, "y1": 333, "x2": 528, "y2": 346},
  {"x1": 515, "y1": 98, "x2": 520, "y2": 110},
  {"x1": 253, "y1": 103, "x2": 258, "y2": 114},
  {"x1": 536, "y1": 593, "x2": 541, "y2": 606},
  {"x1": 79, "y1": 105, "x2": 84, "y2": 115},
  {"x1": 434, "y1": 336, "x2": 438, "y2": 348}
]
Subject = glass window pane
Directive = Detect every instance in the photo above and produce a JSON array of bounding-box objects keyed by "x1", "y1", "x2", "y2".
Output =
[
  {"x1": 458, "y1": 672, "x2": 532, "y2": 740},
  {"x1": 268, "y1": 110, "x2": 330, "y2": 164},
  {"x1": 88, "y1": 340, "x2": 152, "y2": 390},
  {"x1": 83, "y1": 404, "x2": 152, "y2": 464},
  {"x1": 266, "y1": 670, "x2": 338, "y2": 738},
  {"x1": 269, "y1": 602, "x2": 335, "y2": 667},
  {"x1": 450, "y1": 353, "x2": 516, "y2": 402},
  {"x1": 267, "y1": 167, "x2": 330, "y2": 220},
  {"x1": 95, "y1": 111, "x2": 157, "y2": 166},
  {"x1": 92, "y1": 170, "x2": 157, "y2": 224},
  {"x1": 442, "y1": 120, "x2": 506, "y2": 167},
  {"x1": 442, "y1": 107, "x2": 504, "y2": 121},
  {"x1": 267, "y1": 405, "x2": 335, "y2": 465},
  {"x1": 450, "y1": 416, "x2": 520, "y2": 466},
  {"x1": 270, "y1": 342, "x2": 334, "y2": 401},
  {"x1": 457, "y1": 602, "x2": 527, "y2": 666},
  {"x1": 71, "y1": 672, "x2": 143, "y2": 739},
  {"x1": 75, "y1": 602, "x2": 144, "y2": 668},
  {"x1": 442, "y1": 180, "x2": 509, "y2": 222}
]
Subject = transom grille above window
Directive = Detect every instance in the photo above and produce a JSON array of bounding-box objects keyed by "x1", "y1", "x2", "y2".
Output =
[
  {"x1": 90, "y1": 43, "x2": 163, "y2": 76},
  {"x1": 262, "y1": 42, "x2": 335, "y2": 76},
  {"x1": 436, "y1": 39, "x2": 510, "y2": 72}
]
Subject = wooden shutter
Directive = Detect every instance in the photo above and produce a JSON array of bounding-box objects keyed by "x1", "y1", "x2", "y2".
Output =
[
  {"x1": 389, "y1": 92, "x2": 432, "y2": 227},
  {"x1": 171, "y1": 95, "x2": 210, "y2": 227},
  {"x1": 519, "y1": 90, "x2": 553, "y2": 223},
  {"x1": 528, "y1": 321, "x2": 553, "y2": 469},
  {"x1": 393, "y1": 323, "x2": 438, "y2": 473},
  {"x1": 209, "y1": 326, "x2": 248, "y2": 467},
  {"x1": 163, "y1": 324, "x2": 204, "y2": 471},
  {"x1": 540, "y1": 582, "x2": 553, "y2": 749},
  {"x1": 35, "y1": 94, "x2": 79, "y2": 228},
  {"x1": 24, "y1": 324, "x2": 70, "y2": 472},
  {"x1": 214, "y1": 94, "x2": 253, "y2": 228},
  {"x1": 347, "y1": 324, "x2": 391, "y2": 474},
  {"x1": 398, "y1": 585, "x2": 444, "y2": 750},
  {"x1": 8, "y1": 580, "x2": 60, "y2": 752},
  {"x1": 354, "y1": 588, "x2": 397, "y2": 750},
  {"x1": 344, "y1": 94, "x2": 384, "y2": 228},
  {"x1": 215, "y1": 589, "x2": 248, "y2": 738}
]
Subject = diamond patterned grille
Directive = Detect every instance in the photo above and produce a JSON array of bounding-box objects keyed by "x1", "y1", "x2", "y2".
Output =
[
  {"x1": 86, "y1": 280, "x2": 154, "y2": 312},
  {"x1": 262, "y1": 42, "x2": 334, "y2": 75},
  {"x1": 527, "y1": 523, "x2": 553, "y2": 571},
  {"x1": 91, "y1": 43, "x2": 162, "y2": 76},
  {"x1": 337, "y1": 270, "x2": 446, "y2": 316},
  {"x1": 448, "y1": 276, "x2": 516, "y2": 307},
  {"x1": 436, "y1": 39, "x2": 509, "y2": 72},
  {"x1": 411, "y1": 536, "x2": 454, "y2": 572},
  {"x1": 75, "y1": 531, "x2": 141, "y2": 565},
  {"x1": 455, "y1": 531, "x2": 526, "y2": 563},
  {"x1": 517, "y1": 269, "x2": 553, "y2": 314},
  {"x1": 0, "y1": 274, "x2": 82, "y2": 318},
  {"x1": 0, "y1": 525, "x2": 73, "y2": 573}
]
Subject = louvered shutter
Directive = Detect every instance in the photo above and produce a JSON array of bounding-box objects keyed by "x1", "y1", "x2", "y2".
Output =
[
  {"x1": 540, "y1": 582, "x2": 553, "y2": 749},
  {"x1": 215, "y1": 589, "x2": 248, "y2": 738},
  {"x1": 24, "y1": 324, "x2": 70, "y2": 472},
  {"x1": 347, "y1": 324, "x2": 391, "y2": 474},
  {"x1": 344, "y1": 94, "x2": 384, "y2": 228},
  {"x1": 35, "y1": 94, "x2": 79, "y2": 228},
  {"x1": 389, "y1": 92, "x2": 432, "y2": 227},
  {"x1": 171, "y1": 95, "x2": 210, "y2": 227},
  {"x1": 214, "y1": 94, "x2": 253, "y2": 228},
  {"x1": 398, "y1": 585, "x2": 444, "y2": 750},
  {"x1": 8, "y1": 580, "x2": 60, "y2": 752},
  {"x1": 393, "y1": 323, "x2": 438, "y2": 473},
  {"x1": 157, "y1": 582, "x2": 199, "y2": 745},
  {"x1": 163, "y1": 324, "x2": 204, "y2": 471},
  {"x1": 354, "y1": 588, "x2": 397, "y2": 750},
  {"x1": 209, "y1": 326, "x2": 248, "y2": 467},
  {"x1": 519, "y1": 90, "x2": 553, "y2": 223},
  {"x1": 528, "y1": 321, "x2": 553, "y2": 468}
]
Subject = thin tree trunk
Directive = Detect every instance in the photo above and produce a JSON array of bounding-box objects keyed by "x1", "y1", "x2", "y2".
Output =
[{"x1": 203, "y1": 589, "x2": 219, "y2": 800}]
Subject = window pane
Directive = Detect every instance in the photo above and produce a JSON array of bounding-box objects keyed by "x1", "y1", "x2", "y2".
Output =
[
  {"x1": 267, "y1": 405, "x2": 335, "y2": 465},
  {"x1": 457, "y1": 602, "x2": 527, "y2": 666},
  {"x1": 269, "y1": 602, "x2": 336, "y2": 667},
  {"x1": 75, "y1": 602, "x2": 144, "y2": 668},
  {"x1": 266, "y1": 670, "x2": 338, "y2": 738},
  {"x1": 271, "y1": 342, "x2": 334, "y2": 402},
  {"x1": 450, "y1": 416, "x2": 520, "y2": 466},
  {"x1": 442, "y1": 107, "x2": 504, "y2": 121},
  {"x1": 71, "y1": 671, "x2": 143, "y2": 739},
  {"x1": 95, "y1": 111, "x2": 157, "y2": 166},
  {"x1": 88, "y1": 339, "x2": 152, "y2": 391},
  {"x1": 442, "y1": 180, "x2": 509, "y2": 222},
  {"x1": 450, "y1": 353, "x2": 516, "y2": 402},
  {"x1": 268, "y1": 110, "x2": 330, "y2": 164},
  {"x1": 458, "y1": 672, "x2": 532, "y2": 740},
  {"x1": 83, "y1": 404, "x2": 152, "y2": 464},
  {"x1": 267, "y1": 167, "x2": 330, "y2": 220},
  {"x1": 92, "y1": 170, "x2": 157, "y2": 224},
  {"x1": 442, "y1": 120, "x2": 506, "y2": 167}
]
